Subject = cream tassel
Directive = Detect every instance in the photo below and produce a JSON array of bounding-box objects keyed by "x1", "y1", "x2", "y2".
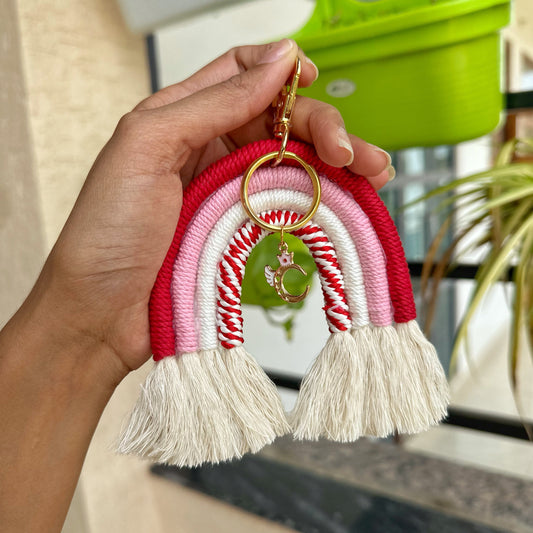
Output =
[
  {"x1": 356, "y1": 326, "x2": 395, "y2": 438},
  {"x1": 372, "y1": 325, "x2": 434, "y2": 435},
  {"x1": 357, "y1": 324, "x2": 449, "y2": 437},
  {"x1": 290, "y1": 330, "x2": 366, "y2": 442},
  {"x1": 204, "y1": 346, "x2": 291, "y2": 451},
  {"x1": 116, "y1": 356, "x2": 182, "y2": 459},
  {"x1": 117, "y1": 353, "x2": 242, "y2": 467},
  {"x1": 117, "y1": 348, "x2": 290, "y2": 467},
  {"x1": 396, "y1": 320, "x2": 450, "y2": 427}
]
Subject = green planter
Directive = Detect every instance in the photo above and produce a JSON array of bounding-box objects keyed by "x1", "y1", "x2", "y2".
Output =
[{"x1": 293, "y1": 0, "x2": 511, "y2": 150}]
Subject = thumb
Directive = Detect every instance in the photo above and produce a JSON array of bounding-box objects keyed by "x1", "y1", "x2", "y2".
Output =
[{"x1": 144, "y1": 39, "x2": 298, "y2": 153}]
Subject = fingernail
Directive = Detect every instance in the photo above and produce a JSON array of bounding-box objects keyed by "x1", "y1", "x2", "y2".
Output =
[
  {"x1": 369, "y1": 144, "x2": 392, "y2": 167},
  {"x1": 304, "y1": 55, "x2": 319, "y2": 82},
  {"x1": 258, "y1": 39, "x2": 294, "y2": 64},
  {"x1": 337, "y1": 127, "x2": 354, "y2": 165},
  {"x1": 387, "y1": 165, "x2": 396, "y2": 181}
]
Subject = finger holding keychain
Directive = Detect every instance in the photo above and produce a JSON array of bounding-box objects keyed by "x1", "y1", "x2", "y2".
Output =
[
  {"x1": 133, "y1": 39, "x2": 393, "y2": 190},
  {"x1": 46, "y1": 38, "x2": 395, "y2": 385}
]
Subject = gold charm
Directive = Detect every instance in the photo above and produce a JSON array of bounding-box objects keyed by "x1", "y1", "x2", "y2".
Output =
[
  {"x1": 264, "y1": 235, "x2": 310, "y2": 303},
  {"x1": 240, "y1": 57, "x2": 320, "y2": 305}
]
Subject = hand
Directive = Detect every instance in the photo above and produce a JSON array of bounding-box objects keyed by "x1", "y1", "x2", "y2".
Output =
[
  {"x1": 29, "y1": 39, "x2": 394, "y2": 383},
  {"x1": 0, "y1": 39, "x2": 394, "y2": 532}
]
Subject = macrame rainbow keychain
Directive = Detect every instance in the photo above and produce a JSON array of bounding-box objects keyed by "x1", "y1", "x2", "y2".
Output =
[{"x1": 118, "y1": 59, "x2": 449, "y2": 467}]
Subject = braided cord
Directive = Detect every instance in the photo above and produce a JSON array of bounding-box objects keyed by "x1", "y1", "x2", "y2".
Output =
[
  {"x1": 193, "y1": 189, "x2": 367, "y2": 352},
  {"x1": 216, "y1": 209, "x2": 352, "y2": 349},
  {"x1": 170, "y1": 170, "x2": 393, "y2": 356}
]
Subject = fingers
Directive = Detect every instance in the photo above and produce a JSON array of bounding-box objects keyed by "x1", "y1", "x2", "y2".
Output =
[
  {"x1": 289, "y1": 96, "x2": 353, "y2": 167},
  {"x1": 345, "y1": 135, "x2": 394, "y2": 185},
  {"x1": 121, "y1": 39, "x2": 393, "y2": 191},
  {"x1": 135, "y1": 39, "x2": 318, "y2": 111},
  {"x1": 134, "y1": 42, "x2": 307, "y2": 155},
  {"x1": 112, "y1": 39, "x2": 308, "y2": 172},
  {"x1": 226, "y1": 94, "x2": 394, "y2": 189},
  {"x1": 365, "y1": 166, "x2": 395, "y2": 191},
  {"x1": 288, "y1": 97, "x2": 394, "y2": 188}
]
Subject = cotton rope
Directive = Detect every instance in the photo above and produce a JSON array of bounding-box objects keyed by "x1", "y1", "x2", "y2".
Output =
[
  {"x1": 186, "y1": 191, "x2": 372, "y2": 352},
  {"x1": 171, "y1": 171, "x2": 394, "y2": 354},
  {"x1": 150, "y1": 140, "x2": 415, "y2": 359}
]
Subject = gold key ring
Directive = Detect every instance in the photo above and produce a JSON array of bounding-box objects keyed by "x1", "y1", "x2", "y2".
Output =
[{"x1": 240, "y1": 151, "x2": 321, "y2": 233}]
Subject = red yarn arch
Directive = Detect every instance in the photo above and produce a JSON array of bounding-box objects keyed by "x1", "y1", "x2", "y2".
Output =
[{"x1": 149, "y1": 140, "x2": 415, "y2": 358}]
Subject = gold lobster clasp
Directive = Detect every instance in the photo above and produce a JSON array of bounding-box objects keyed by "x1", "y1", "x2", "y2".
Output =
[{"x1": 272, "y1": 57, "x2": 301, "y2": 166}]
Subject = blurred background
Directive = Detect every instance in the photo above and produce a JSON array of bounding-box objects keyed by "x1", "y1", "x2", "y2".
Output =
[{"x1": 2, "y1": 0, "x2": 533, "y2": 532}]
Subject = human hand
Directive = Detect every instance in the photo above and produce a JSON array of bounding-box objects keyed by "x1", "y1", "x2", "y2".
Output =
[
  {"x1": 29, "y1": 39, "x2": 394, "y2": 383},
  {"x1": 0, "y1": 38, "x2": 396, "y2": 533}
]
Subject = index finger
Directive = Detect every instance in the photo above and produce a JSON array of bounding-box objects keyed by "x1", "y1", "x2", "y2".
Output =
[{"x1": 135, "y1": 40, "x2": 318, "y2": 111}]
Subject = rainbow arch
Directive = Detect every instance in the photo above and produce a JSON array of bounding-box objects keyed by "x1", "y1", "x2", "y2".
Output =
[{"x1": 118, "y1": 140, "x2": 449, "y2": 467}]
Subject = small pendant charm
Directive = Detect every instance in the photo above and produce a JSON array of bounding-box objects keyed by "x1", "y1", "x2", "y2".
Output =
[{"x1": 264, "y1": 234, "x2": 310, "y2": 303}]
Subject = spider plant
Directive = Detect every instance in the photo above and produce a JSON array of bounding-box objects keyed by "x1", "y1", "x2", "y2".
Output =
[{"x1": 416, "y1": 138, "x2": 533, "y2": 387}]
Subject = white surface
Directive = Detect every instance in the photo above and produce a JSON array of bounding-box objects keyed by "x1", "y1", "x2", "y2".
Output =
[
  {"x1": 117, "y1": 0, "x2": 253, "y2": 34},
  {"x1": 155, "y1": 0, "x2": 314, "y2": 88}
]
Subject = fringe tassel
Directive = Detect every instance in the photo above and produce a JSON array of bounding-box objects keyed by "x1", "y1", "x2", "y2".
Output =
[
  {"x1": 207, "y1": 346, "x2": 291, "y2": 450},
  {"x1": 116, "y1": 356, "x2": 183, "y2": 460},
  {"x1": 372, "y1": 325, "x2": 432, "y2": 435},
  {"x1": 118, "y1": 323, "x2": 448, "y2": 462},
  {"x1": 289, "y1": 323, "x2": 450, "y2": 443},
  {"x1": 395, "y1": 320, "x2": 450, "y2": 427},
  {"x1": 290, "y1": 330, "x2": 366, "y2": 442},
  {"x1": 361, "y1": 323, "x2": 450, "y2": 437},
  {"x1": 117, "y1": 349, "x2": 289, "y2": 467},
  {"x1": 356, "y1": 326, "x2": 395, "y2": 438}
]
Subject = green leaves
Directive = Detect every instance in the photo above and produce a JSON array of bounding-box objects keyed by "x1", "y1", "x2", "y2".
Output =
[{"x1": 413, "y1": 139, "x2": 533, "y2": 387}]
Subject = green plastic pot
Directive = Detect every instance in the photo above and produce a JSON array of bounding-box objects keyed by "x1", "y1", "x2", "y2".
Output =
[{"x1": 293, "y1": 0, "x2": 511, "y2": 150}]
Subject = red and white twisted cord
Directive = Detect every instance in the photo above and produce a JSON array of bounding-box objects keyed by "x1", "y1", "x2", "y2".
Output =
[{"x1": 216, "y1": 210, "x2": 352, "y2": 349}]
